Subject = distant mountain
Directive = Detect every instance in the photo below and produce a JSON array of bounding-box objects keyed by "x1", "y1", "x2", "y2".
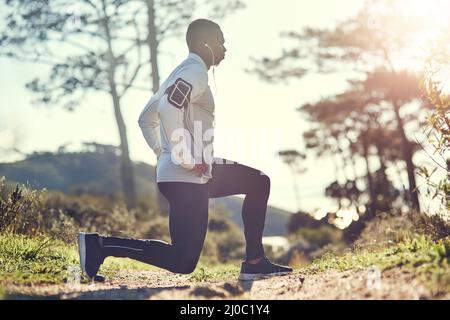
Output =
[{"x1": 0, "y1": 149, "x2": 291, "y2": 235}]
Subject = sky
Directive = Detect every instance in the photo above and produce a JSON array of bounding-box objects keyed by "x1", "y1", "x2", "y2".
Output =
[{"x1": 0, "y1": 0, "x2": 447, "y2": 215}]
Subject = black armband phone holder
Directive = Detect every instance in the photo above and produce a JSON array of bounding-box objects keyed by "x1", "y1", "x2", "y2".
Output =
[{"x1": 165, "y1": 78, "x2": 193, "y2": 109}]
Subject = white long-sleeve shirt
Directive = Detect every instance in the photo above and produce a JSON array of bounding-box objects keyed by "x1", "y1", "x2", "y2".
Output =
[{"x1": 138, "y1": 53, "x2": 215, "y2": 184}]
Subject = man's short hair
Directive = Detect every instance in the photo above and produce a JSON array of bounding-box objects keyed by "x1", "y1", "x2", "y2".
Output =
[{"x1": 186, "y1": 19, "x2": 221, "y2": 50}]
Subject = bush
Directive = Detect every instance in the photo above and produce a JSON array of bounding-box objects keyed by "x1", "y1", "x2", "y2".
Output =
[
  {"x1": 200, "y1": 211, "x2": 245, "y2": 265},
  {"x1": 416, "y1": 213, "x2": 450, "y2": 240},
  {"x1": 292, "y1": 225, "x2": 343, "y2": 248},
  {"x1": 354, "y1": 210, "x2": 450, "y2": 250},
  {"x1": 43, "y1": 192, "x2": 140, "y2": 238},
  {"x1": 0, "y1": 177, "x2": 146, "y2": 241},
  {"x1": 280, "y1": 225, "x2": 344, "y2": 266},
  {"x1": 0, "y1": 177, "x2": 247, "y2": 264},
  {"x1": 143, "y1": 215, "x2": 170, "y2": 243}
]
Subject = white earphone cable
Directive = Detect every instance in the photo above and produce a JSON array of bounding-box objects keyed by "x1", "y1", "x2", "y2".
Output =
[{"x1": 205, "y1": 43, "x2": 218, "y2": 97}]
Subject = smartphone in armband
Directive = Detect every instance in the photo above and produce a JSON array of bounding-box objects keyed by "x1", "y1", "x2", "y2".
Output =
[{"x1": 168, "y1": 78, "x2": 193, "y2": 109}]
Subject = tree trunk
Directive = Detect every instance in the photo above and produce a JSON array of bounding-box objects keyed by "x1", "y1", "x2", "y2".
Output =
[
  {"x1": 447, "y1": 158, "x2": 450, "y2": 209},
  {"x1": 337, "y1": 146, "x2": 350, "y2": 182},
  {"x1": 112, "y1": 91, "x2": 138, "y2": 210},
  {"x1": 103, "y1": 6, "x2": 137, "y2": 210},
  {"x1": 345, "y1": 136, "x2": 361, "y2": 183},
  {"x1": 329, "y1": 132, "x2": 350, "y2": 182},
  {"x1": 392, "y1": 101, "x2": 421, "y2": 213},
  {"x1": 375, "y1": 142, "x2": 389, "y2": 185},
  {"x1": 146, "y1": 0, "x2": 160, "y2": 93},
  {"x1": 346, "y1": 137, "x2": 362, "y2": 211},
  {"x1": 146, "y1": 0, "x2": 169, "y2": 215},
  {"x1": 362, "y1": 135, "x2": 376, "y2": 217}
]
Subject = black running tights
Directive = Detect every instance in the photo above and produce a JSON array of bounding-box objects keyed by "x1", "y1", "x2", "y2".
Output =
[{"x1": 100, "y1": 158, "x2": 270, "y2": 274}]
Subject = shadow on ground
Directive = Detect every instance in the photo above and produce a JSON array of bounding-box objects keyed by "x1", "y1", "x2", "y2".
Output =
[{"x1": 4, "y1": 281, "x2": 257, "y2": 300}]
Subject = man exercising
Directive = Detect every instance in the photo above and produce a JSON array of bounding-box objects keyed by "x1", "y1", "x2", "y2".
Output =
[{"x1": 78, "y1": 19, "x2": 293, "y2": 281}]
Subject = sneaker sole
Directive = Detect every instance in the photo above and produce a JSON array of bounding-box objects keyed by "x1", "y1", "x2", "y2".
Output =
[
  {"x1": 238, "y1": 271, "x2": 292, "y2": 281},
  {"x1": 77, "y1": 232, "x2": 88, "y2": 278}
]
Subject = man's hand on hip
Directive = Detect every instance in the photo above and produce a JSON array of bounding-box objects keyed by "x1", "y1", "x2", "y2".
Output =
[{"x1": 192, "y1": 163, "x2": 207, "y2": 176}]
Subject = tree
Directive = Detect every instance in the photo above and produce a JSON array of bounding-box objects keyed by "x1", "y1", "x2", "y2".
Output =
[
  {"x1": 299, "y1": 79, "x2": 406, "y2": 219},
  {"x1": 0, "y1": 0, "x2": 245, "y2": 211},
  {"x1": 1, "y1": 0, "x2": 147, "y2": 209},
  {"x1": 248, "y1": 0, "x2": 434, "y2": 213},
  {"x1": 419, "y1": 29, "x2": 450, "y2": 215}
]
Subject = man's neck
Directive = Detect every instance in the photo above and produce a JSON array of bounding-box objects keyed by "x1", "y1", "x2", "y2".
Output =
[{"x1": 190, "y1": 50, "x2": 212, "y2": 70}]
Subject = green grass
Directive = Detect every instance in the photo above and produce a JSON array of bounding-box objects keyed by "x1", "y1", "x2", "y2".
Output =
[
  {"x1": 100, "y1": 257, "x2": 157, "y2": 279},
  {"x1": 0, "y1": 286, "x2": 5, "y2": 299},
  {"x1": 0, "y1": 234, "x2": 155, "y2": 285},
  {"x1": 0, "y1": 233, "x2": 239, "y2": 286},
  {"x1": 0, "y1": 234, "x2": 78, "y2": 285},
  {"x1": 189, "y1": 263, "x2": 240, "y2": 283},
  {"x1": 301, "y1": 234, "x2": 450, "y2": 292},
  {"x1": 1, "y1": 232, "x2": 448, "y2": 294}
]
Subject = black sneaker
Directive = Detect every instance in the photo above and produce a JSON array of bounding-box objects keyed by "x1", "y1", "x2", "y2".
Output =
[
  {"x1": 77, "y1": 232, "x2": 105, "y2": 281},
  {"x1": 238, "y1": 256, "x2": 293, "y2": 281}
]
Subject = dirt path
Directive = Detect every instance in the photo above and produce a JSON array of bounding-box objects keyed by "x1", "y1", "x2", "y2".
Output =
[{"x1": 4, "y1": 267, "x2": 446, "y2": 300}]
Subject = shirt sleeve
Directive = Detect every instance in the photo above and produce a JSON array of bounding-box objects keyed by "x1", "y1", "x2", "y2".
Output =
[
  {"x1": 138, "y1": 95, "x2": 162, "y2": 158},
  {"x1": 179, "y1": 64, "x2": 208, "y2": 103},
  {"x1": 159, "y1": 64, "x2": 208, "y2": 170}
]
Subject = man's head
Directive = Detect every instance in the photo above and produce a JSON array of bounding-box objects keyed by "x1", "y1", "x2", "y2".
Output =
[{"x1": 186, "y1": 19, "x2": 226, "y2": 68}]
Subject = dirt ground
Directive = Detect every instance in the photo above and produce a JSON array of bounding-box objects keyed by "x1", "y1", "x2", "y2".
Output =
[{"x1": 4, "y1": 266, "x2": 448, "y2": 300}]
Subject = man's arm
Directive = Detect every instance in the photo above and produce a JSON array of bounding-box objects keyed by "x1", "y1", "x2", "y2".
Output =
[
  {"x1": 159, "y1": 64, "x2": 208, "y2": 170},
  {"x1": 138, "y1": 95, "x2": 162, "y2": 159}
]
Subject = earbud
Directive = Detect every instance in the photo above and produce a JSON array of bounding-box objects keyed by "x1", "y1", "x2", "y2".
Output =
[{"x1": 204, "y1": 43, "x2": 210, "y2": 48}]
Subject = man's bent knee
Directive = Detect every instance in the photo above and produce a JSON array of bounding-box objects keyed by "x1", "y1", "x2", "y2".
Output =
[
  {"x1": 171, "y1": 257, "x2": 199, "y2": 274},
  {"x1": 257, "y1": 172, "x2": 271, "y2": 193}
]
